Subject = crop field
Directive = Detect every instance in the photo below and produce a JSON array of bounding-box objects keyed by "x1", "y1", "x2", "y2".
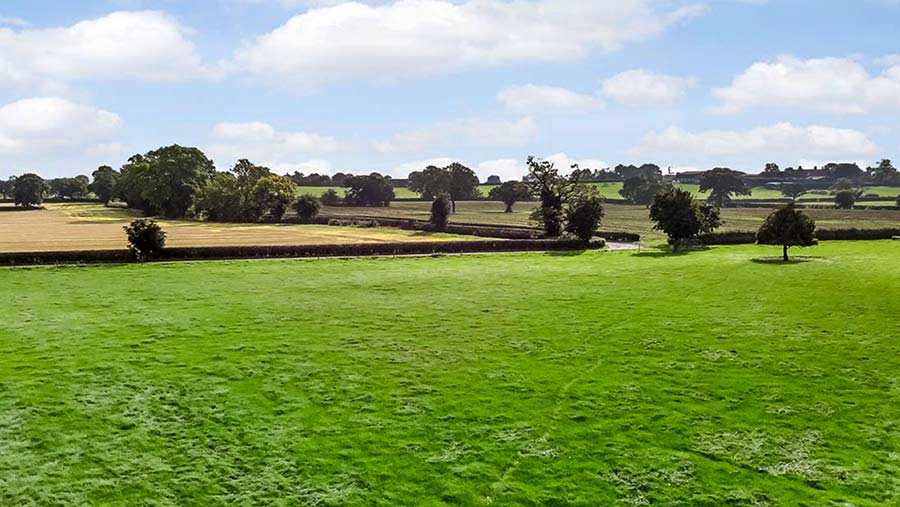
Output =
[
  {"x1": 1, "y1": 241, "x2": 899, "y2": 505},
  {"x1": 0, "y1": 204, "x2": 476, "y2": 253},
  {"x1": 326, "y1": 201, "x2": 900, "y2": 244}
]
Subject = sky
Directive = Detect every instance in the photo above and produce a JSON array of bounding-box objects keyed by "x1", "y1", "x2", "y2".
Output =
[{"x1": 0, "y1": 0, "x2": 898, "y2": 180}]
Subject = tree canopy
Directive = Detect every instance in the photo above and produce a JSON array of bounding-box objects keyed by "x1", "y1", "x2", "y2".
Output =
[
  {"x1": 525, "y1": 156, "x2": 587, "y2": 237},
  {"x1": 780, "y1": 182, "x2": 807, "y2": 201},
  {"x1": 408, "y1": 163, "x2": 480, "y2": 212},
  {"x1": 91, "y1": 166, "x2": 119, "y2": 206},
  {"x1": 649, "y1": 188, "x2": 721, "y2": 250},
  {"x1": 619, "y1": 174, "x2": 670, "y2": 206},
  {"x1": 699, "y1": 168, "x2": 751, "y2": 208},
  {"x1": 117, "y1": 145, "x2": 215, "y2": 218},
  {"x1": 756, "y1": 203, "x2": 817, "y2": 261},
  {"x1": 344, "y1": 174, "x2": 395, "y2": 207},
  {"x1": 867, "y1": 159, "x2": 899, "y2": 185},
  {"x1": 564, "y1": 192, "x2": 604, "y2": 243},
  {"x1": 13, "y1": 173, "x2": 47, "y2": 207},
  {"x1": 488, "y1": 181, "x2": 530, "y2": 212}
]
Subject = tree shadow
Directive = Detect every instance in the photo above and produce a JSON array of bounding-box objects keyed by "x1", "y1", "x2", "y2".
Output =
[
  {"x1": 631, "y1": 245, "x2": 709, "y2": 258},
  {"x1": 543, "y1": 250, "x2": 587, "y2": 257},
  {"x1": 750, "y1": 257, "x2": 820, "y2": 265}
]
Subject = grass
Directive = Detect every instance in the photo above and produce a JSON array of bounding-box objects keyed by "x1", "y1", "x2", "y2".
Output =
[
  {"x1": 326, "y1": 201, "x2": 900, "y2": 244},
  {"x1": 1, "y1": 241, "x2": 899, "y2": 505},
  {"x1": 0, "y1": 203, "x2": 477, "y2": 253},
  {"x1": 299, "y1": 183, "x2": 900, "y2": 202}
]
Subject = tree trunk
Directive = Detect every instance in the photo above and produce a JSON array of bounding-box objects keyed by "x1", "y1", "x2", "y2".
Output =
[
  {"x1": 783, "y1": 244, "x2": 789, "y2": 262},
  {"x1": 505, "y1": 203, "x2": 513, "y2": 213},
  {"x1": 451, "y1": 198, "x2": 456, "y2": 214}
]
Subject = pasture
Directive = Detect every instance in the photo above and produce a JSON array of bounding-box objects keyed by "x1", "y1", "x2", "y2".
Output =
[
  {"x1": 0, "y1": 204, "x2": 476, "y2": 253},
  {"x1": 1, "y1": 241, "x2": 899, "y2": 505},
  {"x1": 326, "y1": 200, "x2": 900, "y2": 244},
  {"x1": 295, "y1": 183, "x2": 900, "y2": 202}
]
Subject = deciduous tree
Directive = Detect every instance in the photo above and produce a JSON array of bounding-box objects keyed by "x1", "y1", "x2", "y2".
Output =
[
  {"x1": 525, "y1": 156, "x2": 586, "y2": 237},
  {"x1": 756, "y1": 203, "x2": 817, "y2": 261},
  {"x1": 619, "y1": 175, "x2": 670, "y2": 206},
  {"x1": 344, "y1": 174, "x2": 395, "y2": 207},
  {"x1": 430, "y1": 194, "x2": 452, "y2": 231},
  {"x1": 699, "y1": 168, "x2": 751, "y2": 207},
  {"x1": 649, "y1": 188, "x2": 721, "y2": 251},
  {"x1": 780, "y1": 182, "x2": 807, "y2": 201},
  {"x1": 91, "y1": 166, "x2": 119, "y2": 206},
  {"x1": 13, "y1": 173, "x2": 47, "y2": 207},
  {"x1": 293, "y1": 194, "x2": 321, "y2": 223},
  {"x1": 123, "y1": 219, "x2": 166, "y2": 261},
  {"x1": 564, "y1": 192, "x2": 604, "y2": 244},
  {"x1": 488, "y1": 181, "x2": 530, "y2": 212}
]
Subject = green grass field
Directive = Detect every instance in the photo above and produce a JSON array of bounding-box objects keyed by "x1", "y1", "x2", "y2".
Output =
[{"x1": 2, "y1": 241, "x2": 900, "y2": 505}]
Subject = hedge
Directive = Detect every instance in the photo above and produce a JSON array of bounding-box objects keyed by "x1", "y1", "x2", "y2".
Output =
[
  {"x1": 0, "y1": 239, "x2": 605, "y2": 266},
  {"x1": 699, "y1": 228, "x2": 900, "y2": 245}
]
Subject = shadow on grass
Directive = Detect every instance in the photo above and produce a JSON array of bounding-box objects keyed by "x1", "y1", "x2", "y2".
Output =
[
  {"x1": 631, "y1": 245, "x2": 709, "y2": 258},
  {"x1": 544, "y1": 250, "x2": 588, "y2": 257},
  {"x1": 751, "y1": 257, "x2": 820, "y2": 265}
]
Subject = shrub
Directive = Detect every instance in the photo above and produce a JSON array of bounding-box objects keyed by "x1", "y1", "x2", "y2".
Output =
[
  {"x1": 123, "y1": 219, "x2": 166, "y2": 261},
  {"x1": 564, "y1": 195, "x2": 605, "y2": 243},
  {"x1": 320, "y1": 189, "x2": 342, "y2": 206},
  {"x1": 293, "y1": 194, "x2": 322, "y2": 223},
  {"x1": 430, "y1": 195, "x2": 452, "y2": 231},
  {"x1": 834, "y1": 190, "x2": 855, "y2": 209}
]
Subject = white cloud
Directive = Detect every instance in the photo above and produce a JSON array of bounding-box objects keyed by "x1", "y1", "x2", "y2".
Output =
[
  {"x1": 233, "y1": 0, "x2": 706, "y2": 90},
  {"x1": 713, "y1": 55, "x2": 900, "y2": 114},
  {"x1": 0, "y1": 16, "x2": 28, "y2": 27},
  {"x1": 632, "y1": 123, "x2": 879, "y2": 161},
  {"x1": 545, "y1": 152, "x2": 609, "y2": 171},
  {"x1": 375, "y1": 117, "x2": 537, "y2": 153},
  {"x1": 0, "y1": 97, "x2": 121, "y2": 158},
  {"x1": 601, "y1": 69, "x2": 696, "y2": 106},
  {"x1": 208, "y1": 121, "x2": 341, "y2": 169},
  {"x1": 497, "y1": 84, "x2": 602, "y2": 114},
  {"x1": 0, "y1": 11, "x2": 214, "y2": 91}
]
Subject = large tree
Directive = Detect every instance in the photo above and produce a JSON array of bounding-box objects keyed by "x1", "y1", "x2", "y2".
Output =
[
  {"x1": 408, "y1": 166, "x2": 449, "y2": 200},
  {"x1": 699, "y1": 168, "x2": 751, "y2": 207},
  {"x1": 756, "y1": 204, "x2": 817, "y2": 261},
  {"x1": 525, "y1": 156, "x2": 587, "y2": 237},
  {"x1": 649, "y1": 188, "x2": 721, "y2": 250},
  {"x1": 0, "y1": 177, "x2": 14, "y2": 199},
  {"x1": 488, "y1": 181, "x2": 530, "y2": 212},
  {"x1": 408, "y1": 163, "x2": 480, "y2": 212},
  {"x1": 252, "y1": 175, "x2": 297, "y2": 221},
  {"x1": 13, "y1": 173, "x2": 47, "y2": 207},
  {"x1": 118, "y1": 145, "x2": 215, "y2": 217},
  {"x1": 344, "y1": 174, "x2": 395, "y2": 207},
  {"x1": 91, "y1": 166, "x2": 119, "y2": 205},
  {"x1": 867, "y1": 159, "x2": 899, "y2": 185},
  {"x1": 619, "y1": 174, "x2": 670, "y2": 206},
  {"x1": 780, "y1": 182, "x2": 807, "y2": 201},
  {"x1": 834, "y1": 190, "x2": 856, "y2": 209},
  {"x1": 49, "y1": 177, "x2": 89, "y2": 200}
]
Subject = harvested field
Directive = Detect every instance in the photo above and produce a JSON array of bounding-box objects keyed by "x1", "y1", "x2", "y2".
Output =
[{"x1": 0, "y1": 203, "x2": 477, "y2": 253}]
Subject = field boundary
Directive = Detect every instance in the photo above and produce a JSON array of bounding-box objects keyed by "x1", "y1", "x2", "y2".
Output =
[
  {"x1": 0, "y1": 239, "x2": 605, "y2": 266},
  {"x1": 700, "y1": 228, "x2": 900, "y2": 245}
]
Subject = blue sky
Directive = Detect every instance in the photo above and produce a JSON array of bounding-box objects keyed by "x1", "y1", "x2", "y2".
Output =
[{"x1": 1, "y1": 0, "x2": 898, "y2": 180}]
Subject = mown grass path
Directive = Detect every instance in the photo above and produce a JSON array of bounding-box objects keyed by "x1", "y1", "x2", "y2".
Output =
[{"x1": 1, "y1": 242, "x2": 899, "y2": 505}]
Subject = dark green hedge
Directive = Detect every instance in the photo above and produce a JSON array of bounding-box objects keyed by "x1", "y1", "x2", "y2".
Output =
[
  {"x1": 0, "y1": 239, "x2": 604, "y2": 266},
  {"x1": 699, "y1": 228, "x2": 900, "y2": 245}
]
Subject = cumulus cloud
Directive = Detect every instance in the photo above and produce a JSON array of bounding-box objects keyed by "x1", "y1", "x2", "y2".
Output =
[
  {"x1": 601, "y1": 69, "x2": 696, "y2": 106},
  {"x1": 632, "y1": 123, "x2": 879, "y2": 161},
  {"x1": 497, "y1": 84, "x2": 603, "y2": 114},
  {"x1": 0, "y1": 97, "x2": 121, "y2": 158},
  {"x1": 233, "y1": 0, "x2": 705, "y2": 90},
  {"x1": 713, "y1": 55, "x2": 900, "y2": 114},
  {"x1": 0, "y1": 11, "x2": 214, "y2": 91},
  {"x1": 374, "y1": 117, "x2": 537, "y2": 153},
  {"x1": 207, "y1": 121, "x2": 341, "y2": 170}
]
